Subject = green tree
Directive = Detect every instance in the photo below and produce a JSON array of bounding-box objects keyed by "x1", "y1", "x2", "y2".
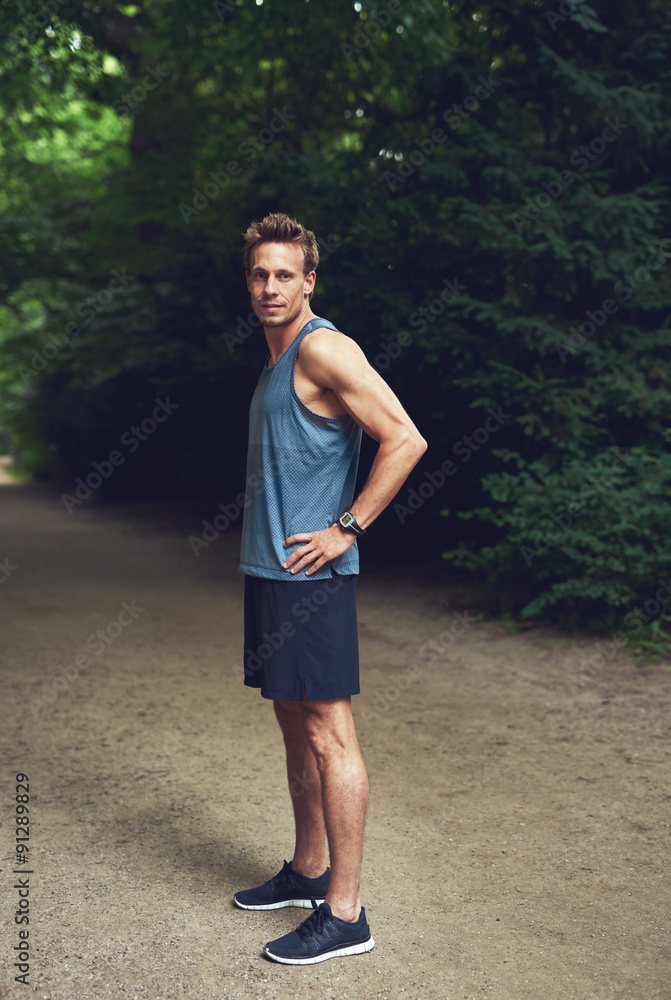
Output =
[{"x1": 0, "y1": 0, "x2": 669, "y2": 645}]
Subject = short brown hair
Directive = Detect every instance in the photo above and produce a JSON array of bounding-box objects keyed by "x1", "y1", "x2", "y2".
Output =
[{"x1": 243, "y1": 212, "x2": 319, "y2": 275}]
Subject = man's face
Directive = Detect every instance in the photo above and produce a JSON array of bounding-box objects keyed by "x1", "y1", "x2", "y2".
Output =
[{"x1": 246, "y1": 242, "x2": 315, "y2": 328}]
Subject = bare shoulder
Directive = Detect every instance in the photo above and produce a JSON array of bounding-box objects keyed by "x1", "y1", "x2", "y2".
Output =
[
  {"x1": 299, "y1": 325, "x2": 424, "y2": 444},
  {"x1": 300, "y1": 326, "x2": 368, "y2": 370}
]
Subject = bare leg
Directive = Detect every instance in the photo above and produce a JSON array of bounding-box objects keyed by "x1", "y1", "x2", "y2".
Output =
[
  {"x1": 300, "y1": 696, "x2": 369, "y2": 923},
  {"x1": 274, "y1": 700, "x2": 327, "y2": 878}
]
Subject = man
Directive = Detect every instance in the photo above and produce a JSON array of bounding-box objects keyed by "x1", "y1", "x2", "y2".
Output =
[{"x1": 234, "y1": 212, "x2": 426, "y2": 965}]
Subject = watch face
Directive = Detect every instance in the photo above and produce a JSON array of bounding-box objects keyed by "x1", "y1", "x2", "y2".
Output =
[{"x1": 340, "y1": 512, "x2": 354, "y2": 527}]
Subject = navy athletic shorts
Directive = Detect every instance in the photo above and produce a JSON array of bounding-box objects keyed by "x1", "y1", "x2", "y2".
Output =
[{"x1": 243, "y1": 568, "x2": 360, "y2": 701}]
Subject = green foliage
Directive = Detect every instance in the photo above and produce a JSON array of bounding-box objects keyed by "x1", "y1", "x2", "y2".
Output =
[
  {"x1": 0, "y1": 0, "x2": 670, "y2": 642},
  {"x1": 443, "y1": 445, "x2": 671, "y2": 627},
  {"x1": 623, "y1": 617, "x2": 671, "y2": 666}
]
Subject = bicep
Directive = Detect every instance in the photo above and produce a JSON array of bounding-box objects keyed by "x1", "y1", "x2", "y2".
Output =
[{"x1": 304, "y1": 334, "x2": 417, "y2": 444}]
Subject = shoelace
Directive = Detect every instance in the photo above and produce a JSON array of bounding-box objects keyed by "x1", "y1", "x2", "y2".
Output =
[
  {"x1": 270, "y1": 860, "x2": 300, "y2": 892},
  {"x1": 297, "y1": 902, "x2": 328, "y2": 942}
]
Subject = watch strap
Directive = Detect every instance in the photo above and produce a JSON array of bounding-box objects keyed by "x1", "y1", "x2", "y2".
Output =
[{"x1": 338, "y1": 511, "x2": 366, "y2": 536}]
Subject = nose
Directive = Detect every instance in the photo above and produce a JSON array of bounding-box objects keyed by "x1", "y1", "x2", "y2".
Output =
[{"x1": 264, "y1": 275, "x2": 278, "y2": 297}]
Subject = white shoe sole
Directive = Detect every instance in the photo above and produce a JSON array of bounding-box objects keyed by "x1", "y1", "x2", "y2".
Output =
[
  {"x1": 234, "y1": 896, "x2": 325, "y2": 911},
  {"x1": 263, "y1": 935, "x2": 375, "y2": 965}
]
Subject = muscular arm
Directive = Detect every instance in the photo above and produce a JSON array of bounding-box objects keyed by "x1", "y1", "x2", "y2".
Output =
[
  {"x1": 307, "y1": 333, "x2": 427, "y2": 529},
  {"x1": 283, "y1": 329, "x2": 427, "y2": 575}
]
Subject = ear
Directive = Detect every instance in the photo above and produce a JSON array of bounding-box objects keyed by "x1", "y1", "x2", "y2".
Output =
[
  {"x1": 303, "y1": 270, "x2": 316, "y2": 298},
  {"x1": 246, "y1": 270, "x2": 251, "y2": 292}
]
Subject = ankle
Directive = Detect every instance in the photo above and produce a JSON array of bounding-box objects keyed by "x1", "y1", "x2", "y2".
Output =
[
  {"x1": 326, "y1": 897, "x2": 361, "y2": 923},
  {"x1": 292, "y1": 859, "x2": 328, "y2": 880}
]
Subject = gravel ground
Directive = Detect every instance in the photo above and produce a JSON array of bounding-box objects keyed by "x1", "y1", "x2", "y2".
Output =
[{"x1": 0, "y1": 470, "x2": 669, "y2": 1000}]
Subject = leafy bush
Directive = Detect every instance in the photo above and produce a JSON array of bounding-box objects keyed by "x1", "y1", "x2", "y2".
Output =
[{"x1": 443, "y1": 444, "x2": 671, "y2": 653}]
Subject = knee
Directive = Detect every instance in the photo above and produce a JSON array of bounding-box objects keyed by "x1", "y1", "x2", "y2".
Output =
[{"x1": 301, "y1": 714, "x2": 349, "y2": 766}]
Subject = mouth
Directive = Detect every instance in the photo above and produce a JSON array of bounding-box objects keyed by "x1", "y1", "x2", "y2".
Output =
[{"x1": 261, "y1": 302, "x2": 283, "y2": 312}]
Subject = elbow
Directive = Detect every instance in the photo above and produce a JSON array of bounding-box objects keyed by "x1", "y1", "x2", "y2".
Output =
[
  {"x1": 403, "y1": 429, "x2": 427, "y2": 464},
  {"x1": 410, "y1": 430, "x2": 428, "y2": 460},
  {"x1": 384, "y1": 427, "x2": 427, "y2": 465}
]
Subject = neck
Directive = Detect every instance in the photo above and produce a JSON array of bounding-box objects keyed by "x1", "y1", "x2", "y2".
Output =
[{"x1": 265, "y1": 302, "x2": 317, "y2": 364}]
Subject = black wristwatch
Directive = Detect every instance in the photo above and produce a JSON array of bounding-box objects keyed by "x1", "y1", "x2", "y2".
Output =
[{"x1": 338, "y1": 511, "x2": 366, "y2": 536}]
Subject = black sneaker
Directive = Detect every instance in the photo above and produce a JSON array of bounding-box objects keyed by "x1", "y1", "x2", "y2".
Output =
[
  {"x1": 263, "y1": 901, "x2": 375, "y2": 965},
  {"x1": 234, "y1": 860, "x2": 330, "y2": 911}
]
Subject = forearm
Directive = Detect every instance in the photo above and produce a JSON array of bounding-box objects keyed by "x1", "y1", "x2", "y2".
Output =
[
  {"x1": 348, "y1": 431, "x2": 427, "y2": 530},
  {"x1": 284, "y1": 430, "x2": 426, "y2": 575}
]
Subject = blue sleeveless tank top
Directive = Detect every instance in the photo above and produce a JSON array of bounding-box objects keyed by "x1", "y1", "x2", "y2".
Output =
[{"x1": 239, "y1": 317, "x2": 362, "y2": 580}]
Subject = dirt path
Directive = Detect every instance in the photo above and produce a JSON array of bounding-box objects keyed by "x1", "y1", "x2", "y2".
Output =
[{"x1": 0, "y1": 475, "x2": 669, "y2": 1000}]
